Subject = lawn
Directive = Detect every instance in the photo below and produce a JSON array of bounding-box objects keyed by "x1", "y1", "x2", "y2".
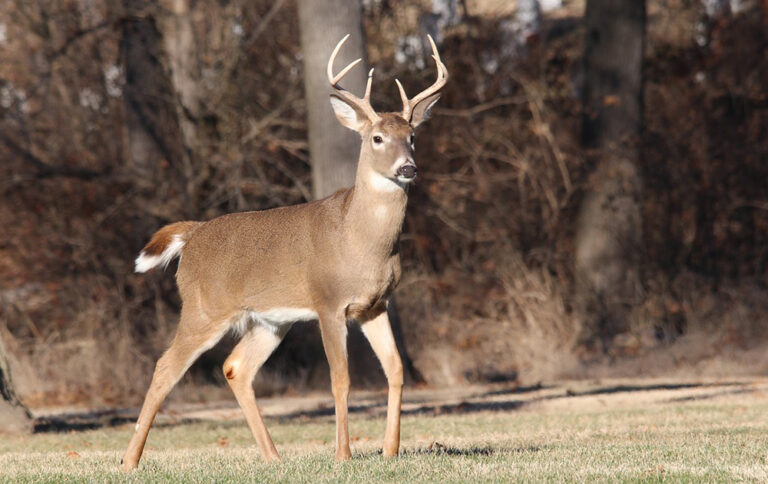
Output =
[{"x1": 2, "y1": 380, "x2": 767, "y2": 482}]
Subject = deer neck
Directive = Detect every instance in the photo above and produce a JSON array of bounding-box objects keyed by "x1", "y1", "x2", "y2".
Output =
[{"x1": 343, "y1": 165, "x2": 408, "y2": 256}]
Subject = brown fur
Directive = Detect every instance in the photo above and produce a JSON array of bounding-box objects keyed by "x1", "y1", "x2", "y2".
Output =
[
  {"x1": 141, "y1": 221, "x2": 201, "y2": 256},
  {"x1": 123, "y1": 42, "x2": 445, "y2": 470},
  {"x1": 378, "y1": 113, "x2": 412, "y2": 133}
]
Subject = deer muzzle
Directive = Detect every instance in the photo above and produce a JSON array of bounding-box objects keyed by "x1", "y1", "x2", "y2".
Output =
[{"x1": 396, "y1": 163, "x2": 417, "y2": 180}]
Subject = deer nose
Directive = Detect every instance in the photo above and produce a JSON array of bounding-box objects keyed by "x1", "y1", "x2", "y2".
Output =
[{"x1": 396, "y1": 162, "x2": 417, "y2": 179}]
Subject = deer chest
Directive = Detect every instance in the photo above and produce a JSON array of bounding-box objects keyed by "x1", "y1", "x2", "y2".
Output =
[{"x1": 343, "y1": 256, "x2": 401, "y2": 322}]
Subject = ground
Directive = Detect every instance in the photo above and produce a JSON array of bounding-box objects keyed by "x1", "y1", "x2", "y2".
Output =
[{"x1": 3, "y1": 378, "x2": 767, "y2": 482}]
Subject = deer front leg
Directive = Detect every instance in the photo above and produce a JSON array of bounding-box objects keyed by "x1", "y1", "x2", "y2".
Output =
[
  {"x1": 318, "y1": 312, "x2": 352, "y2": 461},
  {"x1": 361, "y1": 310, "x2": 403, "y2": 457}
]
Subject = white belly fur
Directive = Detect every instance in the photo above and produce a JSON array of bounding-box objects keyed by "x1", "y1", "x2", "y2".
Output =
[{"x1": 231, "y1": 307, "x2": 318, "y2": 338}]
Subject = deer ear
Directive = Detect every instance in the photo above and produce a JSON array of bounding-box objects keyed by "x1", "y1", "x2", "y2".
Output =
[
  {"x1": 330, "y1": 94, "x2": 369, "y2": 132},
  {"x1": 409, "y1": 93, "x2": 441, "y2": 129}
]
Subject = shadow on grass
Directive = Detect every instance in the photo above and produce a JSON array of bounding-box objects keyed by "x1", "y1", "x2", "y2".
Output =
[
  {"x1": 355, "y1": 443, "x2": 499, "y2": 458},
  {"x1": 480, "y1": 382, "x2": 549, "y2": 397},
  {"x1": 349, "y1": 442, "x2": 545, "y2": 462},
  {"x1": 34, "y1": 409, "x2": 135, "y2": 433},
  {"x1": 273, "y1": 398, "x2": 530, "y2": 422},
  {"x1": 663, "y1": 386, "x2": 755, "y2": 403},
  {"x1": 407, "y1": 443, "x2": 495, "y2": 457},
  {"x1": 407, "y1": 443, "x2": 544, "y2": 457},
  {"x1": 33, "y1": 412, "x2": 200, "y2": 433},
  {"x1": 32, "y1": 379, "x2": 754, "y2": 433},
  {"x1": 565, "y1": 381, "x2": 745, "y2": 397}
]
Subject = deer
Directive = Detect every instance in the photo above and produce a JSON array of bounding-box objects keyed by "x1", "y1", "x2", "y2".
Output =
[{"x1": 121, "y1": 34, "x2": 447, "y2": 471}]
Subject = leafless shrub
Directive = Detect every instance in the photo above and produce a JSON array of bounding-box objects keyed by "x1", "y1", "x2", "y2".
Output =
[{"x1": 1, "y1": 0, "x2": 766, "y2": 405}]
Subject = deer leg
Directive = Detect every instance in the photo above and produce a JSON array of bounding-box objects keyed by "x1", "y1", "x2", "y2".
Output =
[
  {"x1": 223, "y1": 325, "x2": 284, "y2": 462},
  {"x1": 122, "y1": 313, "x2": 226, "y2": 471},
  {"x1": 361, "y1": 311, "x2": 403, "y2": 457},
  {"x1": 318, "y1": 312, "x2": 351, "y2": 461}
]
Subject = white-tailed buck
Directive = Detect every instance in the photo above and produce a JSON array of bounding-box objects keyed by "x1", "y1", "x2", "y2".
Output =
[{"x1": 121, "y1": 35, "x2": 447, "y2": 470}]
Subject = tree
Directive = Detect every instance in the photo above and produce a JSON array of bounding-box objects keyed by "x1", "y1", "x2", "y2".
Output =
[
  {"x1": 295, "y1": 0, "x2": 420, "y2": 384},
  {"x1": 575, "y1": 0, "x2": 646, "y2": 349},
  {"x1": 297, "y1": 0, "x2": 368, "y2": 200},
  {"x1": 119, "y1": 0, "x2": 211, "y2": 220},
  {"x1": 120, "y1": 3, "x2": 184, "y2": 187},
  {"x1": 0, "y1": 336, "x2": 32, "y2": 433}
]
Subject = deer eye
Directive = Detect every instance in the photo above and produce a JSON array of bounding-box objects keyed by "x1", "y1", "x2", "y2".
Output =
[{"x1": 373, "y1": 135, "x2": 384, "y2": 144}]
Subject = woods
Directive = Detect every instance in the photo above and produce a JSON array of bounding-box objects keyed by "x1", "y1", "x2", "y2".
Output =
[
  {"x1": 576, "y1": 0, "x2": 645, "y2": 347},
  {"x1": 1, "y1": 0, "x2": 767, "y2": 417},
  {"x1": 0, "y1": 338, "x2": 31, "y2": 433}
]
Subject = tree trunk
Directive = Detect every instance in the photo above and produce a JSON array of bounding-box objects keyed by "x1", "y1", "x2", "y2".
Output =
[
  {"x1": 297, "y1": 0, "x2": 368, "y2": 200},
  {"x1": 581, "y1": 0, "x2": 645, "y2": 149},
  {"x1": 576, "y1": 0, "x2": 645, "y2": 349},
  {"x1": 292, "y1": 0, "x2": 420, "y2": 385},
  {"x1": 120, "y1": 8, "x2": 178, "y2": 179},
  {"x1": 156, "y1": 0, "x2": 203, "y2": 205},
  {"x1": 119, "y1": 1, "x2": 190, "y2": 219},
  {"x1": 0, "y1": 335, "x2": 32, "y2": 434},
  {"x1": 119, "y1": 0, "x2": 211, "y2": 220}
]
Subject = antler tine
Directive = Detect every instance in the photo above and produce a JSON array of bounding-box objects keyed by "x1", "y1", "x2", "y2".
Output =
[
  {"x1": 364, "y1": 68, "x2": 374, "y2": 101},
  {"x1": 395, "y1": 79, "x2": 410, "y2": 118},
  {"x1": 399, "y1": 34, "x2": 449, "y2": 121},
  {"x1": 327, "y1": 35, "x2": 380, "y2": 122},
  {"x1": 330, "y1": 58, "x2": 362, "y2": 86},
  {"x1": 327, "y1": 34, "x2": 349, "y2": 85}
]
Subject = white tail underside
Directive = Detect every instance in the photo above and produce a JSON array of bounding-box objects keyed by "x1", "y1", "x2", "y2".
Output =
[{"x1": 134, "y1": 234, "x2": 186, "y2": 273}]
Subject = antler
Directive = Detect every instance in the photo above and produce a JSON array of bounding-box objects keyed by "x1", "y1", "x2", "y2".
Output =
[
  {"x1": 327, "y1": 34, "x2": 381, "y2": 123},
  {"x1": 395, "y1": 35, "x2": 449, "y2": 122}
]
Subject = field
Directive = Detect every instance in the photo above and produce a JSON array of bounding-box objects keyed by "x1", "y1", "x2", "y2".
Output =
[{"x1": 2, "y1": 379, "x2": 767, "y2": 483}]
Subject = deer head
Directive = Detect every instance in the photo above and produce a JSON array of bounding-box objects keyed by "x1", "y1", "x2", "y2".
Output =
[{"x1": 327, "y1": 35, "x2": 448, "y2": 190}]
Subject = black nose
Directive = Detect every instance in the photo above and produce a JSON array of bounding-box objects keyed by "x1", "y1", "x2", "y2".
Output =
[{"x1": 396, "y1": 164, "x2": 417, "y2": 179}]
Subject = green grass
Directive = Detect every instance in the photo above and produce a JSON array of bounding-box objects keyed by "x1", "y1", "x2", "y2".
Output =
[{"x1": 2, "y1": 397, "x2": 768, "y2": 482}]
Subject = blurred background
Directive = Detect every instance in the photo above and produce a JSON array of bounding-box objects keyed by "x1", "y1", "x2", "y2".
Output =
[{"x1": 0, "y1": 0, "x2": 766, "y2": 413}]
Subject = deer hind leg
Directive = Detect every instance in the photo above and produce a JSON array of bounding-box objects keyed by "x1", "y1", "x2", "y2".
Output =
[
  {"x1": 222, "y1": 324, "x2": 285, "y2": 462},
  {"x1": 122, "y1": 310, "x2": 226, "y2": 471},
  {"x1": 318, "y1": 310, "x2": 351, "y2": 461},
  {"x1": 361, "y1": 310, "x2": 403, "y2": 457}
]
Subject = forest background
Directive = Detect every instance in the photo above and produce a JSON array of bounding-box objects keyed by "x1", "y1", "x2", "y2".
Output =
[{"x1": 0, "y1": 0, "x2": 766, "y2": 417}]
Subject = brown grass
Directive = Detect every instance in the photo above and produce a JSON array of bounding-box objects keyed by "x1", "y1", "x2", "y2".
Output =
[{"x1": 5, "y1": 378, "x2": 768, "y2": 482}]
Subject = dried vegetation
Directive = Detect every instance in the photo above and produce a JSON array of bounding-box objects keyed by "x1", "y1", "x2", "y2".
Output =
[{"x1": 0, "y1": 0, "x2": 766, "y2": 406}]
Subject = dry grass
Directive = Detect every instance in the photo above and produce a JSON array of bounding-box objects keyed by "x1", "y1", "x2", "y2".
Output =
[{"x1": 3, "y1": 378, "x2": 768, "y2": 482}]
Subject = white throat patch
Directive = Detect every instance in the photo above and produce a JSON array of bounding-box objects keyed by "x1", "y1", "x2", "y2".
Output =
[{"x1": 369, "y1": 172, "x2": 405, "y2": 192}]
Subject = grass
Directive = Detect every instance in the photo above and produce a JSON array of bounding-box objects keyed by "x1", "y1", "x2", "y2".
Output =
[{"x1": 2, "y1": 384, "x2": 768, "y2": 483}]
